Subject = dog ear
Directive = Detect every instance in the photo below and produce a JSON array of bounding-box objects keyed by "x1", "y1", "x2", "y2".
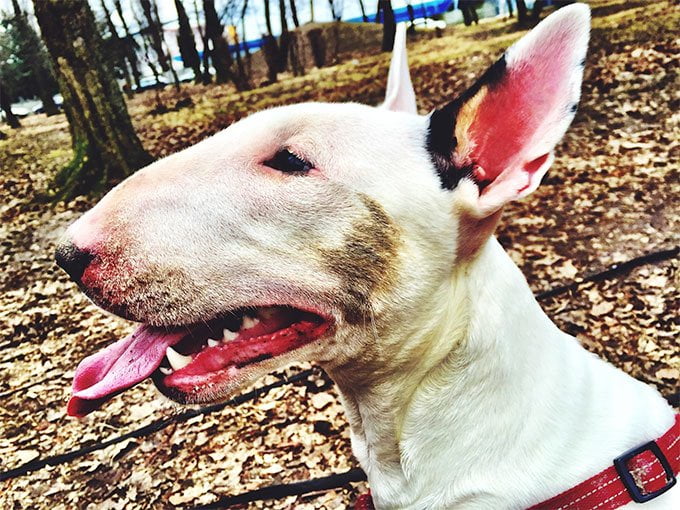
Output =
[
  {"x1": 382, "y1": 24, "x2": 417, "y2": 114},
  {"x1": 429, "y1": 4, "x2": 590, "y2": 218}
]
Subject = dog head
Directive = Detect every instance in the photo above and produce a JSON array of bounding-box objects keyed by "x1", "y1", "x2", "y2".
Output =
[{"x1": 56, "y1": 7, "x2": 589, "y2": 416}]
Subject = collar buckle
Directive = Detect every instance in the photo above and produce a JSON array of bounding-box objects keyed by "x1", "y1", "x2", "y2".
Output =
[{"x1": 613, "y1": 440, "x2": 677, "y2": 503}]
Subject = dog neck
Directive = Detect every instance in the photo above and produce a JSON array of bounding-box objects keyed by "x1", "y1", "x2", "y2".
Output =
[{"x1": 327, "y1": 238, "x2": 674, "y2": 509}]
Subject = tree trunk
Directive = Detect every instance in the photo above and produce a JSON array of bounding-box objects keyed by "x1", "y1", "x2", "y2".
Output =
[
  {"x1": 204, "y1": 0, "x2": 241, "y2": 87},
  {"x1": 11, "y1": 0, "x2": 59, "y2": 116},
  {"x1": 192, "y1": 0, "x2": 212, "y2": 84},
  {"x1": 516, "y1": 0, "x2": 529, "y2": 25},
  {"x1": 262, "y1": 34, "x2": 279, "y2": 83},
  {"x1": 532, "y1": 0, "x2": 545, "y2": 22},
  {"x1": 0, "y1": 81, "x2": 21, "y2": 129},
  {"x1": 506, "y1": 0, "x2": 514, "y2": 17},
  {"x1": 262, "y1": 0, "x2": 278, "y2": 82},
  {"x1": 358, "y1": 0, "x2": 368, "y2": 22},
  {"x1": 288, "y1": 31, "x2": 304, "y2": 76},
  {"x1": 151, "y1": 0, "x2": 181, "y2": 90},
  {"x1": 278, "y1": 0, "x2": 290, "y2": 72},
  {"x1": 289, "y1": 0, "x2": 300, "y2": 28},
  {"x1": 113, "y1": 0, "x2": 142, "y2": 90},
  {"x1": 307, "y1": 28, "x2": 326, "y2": 68},
  {"x1": 129, "y1": 6, "x2": 164, "y2": 85},
  {"x1": 231, "y1": 29, "x2": 250, "y2": 89},
  {"x1": 33, "y1": 0, "x2": 152, "y2": 200},
  {"x1": 263, "y1": 0, "x2": 274, "y2": 36},
  {"x1": 379, "y1": 0, "x2": 396, "y2": 52},
  {"x1": 174, "y1": 0, "x2": 202, "y2": 80},
  {"x1": 139, "y1": 0, "x2": 170, "y2": 73},
  {"x1": 99, "y1": 0, "x2": 133, "y2": 96}
]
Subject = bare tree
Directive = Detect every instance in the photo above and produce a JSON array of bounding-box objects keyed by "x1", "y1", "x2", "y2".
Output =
[
  {"x1": 129, "y1": 1, "x2": 164, "y2": 84},
  {"x1": 239, "y1": 0, "x2": 252, "y2": 77},
  {"x1": 99, "y1": 0, "x2": 135, "y2": 95},
  {"x1": 204, "y1": 0, "x2": 245, "y2": 89},
  {"x1": 277, "y1": 0, "x2": 290, "y2": 72},
  {"x1": 0, "y1": 80, "x2": 21, "y2": 128},
  {"x1": 174, "y1": 0, "x2": 201, "y2": 80},
  {"x1": 139, "y1": 0, "x2": 170, "y2": 71},
  {"x1": 377, "y1": 0, "x2": 395, "y2": 52},
  {"x1": 10, "y1": 0, "x2": 58, "y2": 115},
  {"x1": 532, "y1": 0, "x2": 545, "y2": 21},
  {"x1": 289, "y1": 0, "x2": 300, "y2": 28},
  {"x1": 192, "y1": 0, "x2": 212, "y2": 84},
  {"x1": 516, "y1": 0, "x2": 529, "y2": 24},
  {"x1": 328, "y1": 0, "x2": 343, "y2": 20},
  {"x1": 357, "y1": 0, "x2": 368, "y2": 22},
  {"x1": 33, "y1": 0, "x2": 152, "y2": 200},
  {"x1": 112, "y1": 0, "x2": 143, "y2": 90},
  {"x1": 150, "y1": 0, "x2": 180, "y2": 88},
  {"x1": 262, "y1": 0, "x2": 279, "y2": 83}
]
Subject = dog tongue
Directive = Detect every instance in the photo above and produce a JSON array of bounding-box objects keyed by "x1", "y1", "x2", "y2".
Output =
[{"x1": 67, "y1": 325, "x2": 184, "y2": 418}]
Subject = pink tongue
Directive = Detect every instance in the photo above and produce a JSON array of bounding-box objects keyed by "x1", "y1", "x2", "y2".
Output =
[{"x1": 67, "y1": 325, "x2": 184, "y2": 418}]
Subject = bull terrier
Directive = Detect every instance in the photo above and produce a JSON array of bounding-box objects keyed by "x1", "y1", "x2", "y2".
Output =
[{"x1": 56, "y1": 5, "x2": 678, "y2": 509}]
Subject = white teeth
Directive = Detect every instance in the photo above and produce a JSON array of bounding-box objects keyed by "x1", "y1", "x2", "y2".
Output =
[
  {"x1": 241, "y1": 316, "x2": 259, "y2": 329},
  {"x1": 207, "y1": 339, "x2": 220, "y2": 347},
  {"x1": 223, "y1": 329, "x2": 238, "y2": 341},
  {"x1": 159, "y1": 367, "x2": 173, "y2": 375},
  {"x1": 166, "y1": 346, "x2": 192, "y2": 371}
]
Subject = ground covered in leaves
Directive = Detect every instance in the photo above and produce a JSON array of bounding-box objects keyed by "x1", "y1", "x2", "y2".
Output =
[{"x1": 1, "y1": 1, "x2": 678, "y2": 508}]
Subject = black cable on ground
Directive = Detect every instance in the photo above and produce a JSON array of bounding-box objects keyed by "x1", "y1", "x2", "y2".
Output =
[
  {"x1": 2, "y1": 246, "x2": 677, "y2": 487},
  {"x1": 536, "y1": 246, "x2": 678, "y2": 300},
  {"x1": 0, "y1": 369, "x2": 317, "y2": 482},
  {"x1": 193, "y1": 468, "x2": 368, "y2": 509},
  {"x1": 0, "y1": 372, "x2": 63, "y2": 399}
]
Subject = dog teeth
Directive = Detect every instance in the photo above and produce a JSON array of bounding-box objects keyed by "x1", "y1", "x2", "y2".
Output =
[
  {"x1": 223, "y1": 329, "x2": 238, "y2": 341},
  {"x1": 241, "y1": 316, "x2": 259, "y2": 329},
  {"x1": 159, "y1": 367, "x2": 173, "y2": 375},
  {"x1": 207, "y1": 339, "x2": 220, "y2": 347},
  {"x1": 166, "y1": 346, "x2": 192, "y2": 371}
]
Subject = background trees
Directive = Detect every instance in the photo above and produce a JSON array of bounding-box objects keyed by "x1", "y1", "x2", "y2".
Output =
[{"x1": 33, "y1": 0, "x2": 152, "y2": 199}]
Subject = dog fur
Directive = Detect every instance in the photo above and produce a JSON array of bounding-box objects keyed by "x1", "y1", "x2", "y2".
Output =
[{"x1": 60, "y1": 5, "x2": 677, "y2": 509}]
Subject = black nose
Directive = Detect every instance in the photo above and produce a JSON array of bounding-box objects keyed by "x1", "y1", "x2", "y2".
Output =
[{"x1": 55, "y1": 242, "x2": 94, "y2": 282}]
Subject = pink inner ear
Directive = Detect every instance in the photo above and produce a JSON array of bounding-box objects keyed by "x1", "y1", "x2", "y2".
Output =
[
  {"x1": 469, "y1": 28, "x2": 580, "y2": 188},
  {"x1": 518, "y1": 153, "x2": 550, "y2": 193}
]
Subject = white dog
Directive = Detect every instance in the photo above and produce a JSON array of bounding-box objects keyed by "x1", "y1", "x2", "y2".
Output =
[{"x1": 56, "y1": 5, "x2": 678, "y2": 509}]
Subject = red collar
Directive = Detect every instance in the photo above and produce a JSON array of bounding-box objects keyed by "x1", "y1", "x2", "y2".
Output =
[
  {"x1": 528, "y1": 414, "x2": 679, "y2": 509},
  {"x1": 355, "y1": 414, "x2": 679, "y2": 510}
]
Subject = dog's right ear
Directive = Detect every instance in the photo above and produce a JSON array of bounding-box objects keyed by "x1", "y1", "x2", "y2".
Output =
[
  {"x1": 429, "y1": 4, "x2": 590, "y2": 221},
  {"x1": 382, "y1": 24, "x2": 417, "y2": 114}
]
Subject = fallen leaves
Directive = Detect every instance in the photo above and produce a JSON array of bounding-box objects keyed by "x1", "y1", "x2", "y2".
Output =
[{"x1": 0, "y1": 0, "x2": 678, "y2": 508}]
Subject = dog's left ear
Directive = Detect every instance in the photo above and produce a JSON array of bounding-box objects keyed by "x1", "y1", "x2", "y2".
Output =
[
  {"x1": 429, "y1": 4, "x2": 590, "y2": 220},
  {"x1": 382, "y1": 24, "x2": 417, "y2": 114}
]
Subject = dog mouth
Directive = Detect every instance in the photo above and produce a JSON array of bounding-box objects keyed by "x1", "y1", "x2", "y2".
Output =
[{"x1": 67, "y1": 306, "x2": 331, "y2": 417}]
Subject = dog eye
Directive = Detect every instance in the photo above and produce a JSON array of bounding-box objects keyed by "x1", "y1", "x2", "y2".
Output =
[{"x1": 264, "y1": 149, "x2": 313, "y2": 174}]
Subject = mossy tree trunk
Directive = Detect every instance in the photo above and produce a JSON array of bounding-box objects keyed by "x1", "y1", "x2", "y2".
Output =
[{"x1": 33, "y1": 0, "x2": 153, "y2": 200}]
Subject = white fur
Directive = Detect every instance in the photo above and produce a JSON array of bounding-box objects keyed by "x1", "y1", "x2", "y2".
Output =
[
  {"x1": 383, "y1": 24, "x2": 418, "y2": 114},
  {"x1": 62, "y1": 4, "x2": 677, "y2": 509}
]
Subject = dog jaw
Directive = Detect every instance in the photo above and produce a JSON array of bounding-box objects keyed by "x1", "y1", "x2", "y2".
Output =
[{"x1": 59, "y1": 102, "x2": 459, "y2": 411}]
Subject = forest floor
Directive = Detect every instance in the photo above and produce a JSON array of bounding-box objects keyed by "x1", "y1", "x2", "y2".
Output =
[{"x1": 1, "y1": 0, "x2": 678, "y2": 508}]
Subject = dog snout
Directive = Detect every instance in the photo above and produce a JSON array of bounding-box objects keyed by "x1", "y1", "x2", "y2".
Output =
[{"x1": 55, "y1": 241, "x2": 95, "y2": 283}]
